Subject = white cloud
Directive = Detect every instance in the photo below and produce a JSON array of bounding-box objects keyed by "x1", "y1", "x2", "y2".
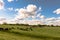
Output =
[
  {"x1": 36, "y1": 13, "x2": 45, "y2": 19},
  {"x1": 7, "y1": 0, "x2": 14, "y2": 2},
  {"x1": 15, "y1": 4, "x2": 42, "y2": 20},
  {"x1": 0, "y1": 0, "x2": 3, "y2": 2},
  {"x1": 9, "y1": 19, "x2": 44, "y2": 25},
  {"x1": 26, "y1": 4, "x2": 37, "y2": 12},
  {"x1": 40, "y1": 15, "x2": 45, "y2": 19},
  {"x1": 15, "y1": 8, "x2": 19, "y2": 11},
  {"x1": 7, "y1": 7, "x2": 13, "y2": 11},
  {"x1": 0, "y1": 17, "x2": 6, "y2": 24},
  {"x1": 0, "y1": 0, "x2": 4, "y2": 10},
  {"x1": 53, "y1": 8, "x2": 60, "y2": 14},
  {"x1": 10, "y1": 4, "x2": 45, "y2": 25},
  {"x1": 16, "y1": 8, "x2": 29, "y2": 19},
  {"x1": 23, "y1": 20, "x2": 44, "y2": 25},
  {"x1": 0, "y1": 3, "x2": 59, "y2": 26},
  {"x1": 0, "y1": 17, "x2": 44, "y2": 25},
  {"x1": 45, "y1": 17, "x2": 56, "y2": 21},
  {"x1": 45, "y1": 17, "x2": 60, "y2": 26}
]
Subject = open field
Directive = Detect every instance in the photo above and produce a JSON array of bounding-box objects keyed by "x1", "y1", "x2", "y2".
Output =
[{"x1": 0, "y1": 24, "x2": 60, "y2": 40}]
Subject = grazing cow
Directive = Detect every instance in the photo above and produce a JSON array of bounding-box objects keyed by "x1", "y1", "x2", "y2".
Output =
[
  {"x1": 4, "y1": 28, "x2": 9, "y2": 30},
  {"x1": 4, "y1": 28, "x2": 12, "y2": 31},
  {"x1": 0, "y1": 28, "x2": 4, "y2": 30},
  {"x1": 0, "y1": 28, "x2": 12, "y2": 31}
]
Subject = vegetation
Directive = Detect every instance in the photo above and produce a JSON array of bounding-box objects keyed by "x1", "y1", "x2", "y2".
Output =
[{"x1": 0, "y1": 24, "x2": 60, "y2": 40}]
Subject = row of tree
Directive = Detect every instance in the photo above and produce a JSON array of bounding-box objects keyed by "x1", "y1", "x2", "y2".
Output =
[{"x1": 1, "y1": 22, "x2": 60, "y2": 27}]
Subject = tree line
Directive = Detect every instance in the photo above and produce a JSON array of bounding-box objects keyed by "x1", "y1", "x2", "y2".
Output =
[{"x1": 1, "y1": 22, "x2": 60, "y2": 27}]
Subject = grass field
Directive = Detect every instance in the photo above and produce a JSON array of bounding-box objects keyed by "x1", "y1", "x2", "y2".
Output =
[{"x1": 0, "y1": 25, "x2": 60, "y2": 40}]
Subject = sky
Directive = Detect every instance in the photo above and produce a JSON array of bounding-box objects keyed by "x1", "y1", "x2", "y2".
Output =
[{"x1": 0, "y1": 0, "x2": 60, "y2": 25}]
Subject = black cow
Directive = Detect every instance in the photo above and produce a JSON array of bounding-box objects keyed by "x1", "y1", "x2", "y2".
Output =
[
  {"x1": 0, "y1": 28, "x2": 4, "y2": 30},
  {"x1": 4, "y1": 28, "x2": 9, "y2": 30},
  {"x1": 4, "y1": 28, "x2": 12, "y2": 31}
]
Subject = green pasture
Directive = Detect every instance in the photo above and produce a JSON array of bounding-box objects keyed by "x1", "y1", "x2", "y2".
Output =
[{"x1": 0, "y1": 25, "x2": 60, "y2": 40}]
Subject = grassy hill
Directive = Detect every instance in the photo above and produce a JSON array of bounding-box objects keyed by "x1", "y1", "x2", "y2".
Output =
[{"x1": 0, "y1": 24, "x2": 60, "y2": 40}]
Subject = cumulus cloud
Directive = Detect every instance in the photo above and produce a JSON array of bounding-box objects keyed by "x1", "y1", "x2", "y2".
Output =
[
  {"x1": 11, "y1": 4, "x2": 45, "y2": 25},
  {"x1": 0, "y1": 0, "x2": 4, "y2": 10},
  {"x1": 0, "y1": 17, "x2": 17, "y2": 24},
  {"x1": 15, "y1": 4, "x2": 42, "y2": 20},
  {"x1": 15, "y1": 8, "x2": 30, "y2": 19},
  {"x1": 1, "y1": 16, "x2": 60, "y2": 26},
  {"x1": 45, "y1": 17, "x2": 60, "y2": 26},
  {"x1": 53, "y1": 8, "x2": 60, "y2": 14},
  {"x1": 7, "y1": 0, "x2": 14, "y2": 2},
  {"x1": 9, "y1": 19, "x2": 44, "y2": 25},
  {"x1": 26, "y1": 4, "x2": 37, "y2": 12},
  {"x1": 0, "y1": 3, "x2": 59, "y2": 26}
]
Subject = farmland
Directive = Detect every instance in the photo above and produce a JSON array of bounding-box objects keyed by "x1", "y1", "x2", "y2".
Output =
[{"x1": 0, "y1": 24, "x2": 60, "y2": 40}]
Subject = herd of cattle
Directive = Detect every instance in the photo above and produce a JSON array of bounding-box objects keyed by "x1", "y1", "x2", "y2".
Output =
[
  {"x1": 0, "y1": 27, "x2": 33, "y2": 31},
  {"x1": 19, "y1": 27, "x2": 33, "y2": 31},
  {"x1": 0, "y1": 27, "x2": 12, "y2": 31}
]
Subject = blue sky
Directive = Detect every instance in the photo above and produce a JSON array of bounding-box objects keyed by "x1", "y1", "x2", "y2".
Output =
[
  {"x1": 0, "y1": 0, "x2": 60, "y2": 25},
  {"x1": 2, "y1": 0, "x2": 60, "y2": 18}
]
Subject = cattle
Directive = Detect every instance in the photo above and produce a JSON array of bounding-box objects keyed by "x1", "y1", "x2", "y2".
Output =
[
  {"x1": 4, "y1": 28, "x2": 12, "y2": 31},
  {"x1": 19, "y1": 27, "x2": 33, "y2": 31},
  {"x1": 0, "y1": 28, "x2": 4, "y2": 30},
  {"x1": 4, "y1": 28, "x2": 9, "y2": 30},
  {"x1": 0, "y1": 28, "x2": 12, "y2": 31}
]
